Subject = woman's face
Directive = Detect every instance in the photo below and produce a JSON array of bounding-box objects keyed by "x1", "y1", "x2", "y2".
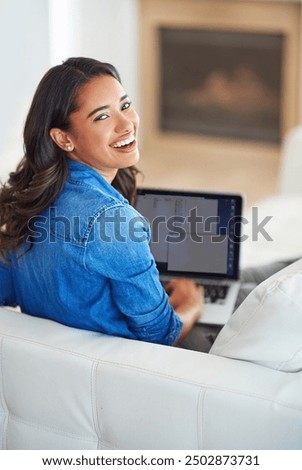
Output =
[{"x1": 54, "y1": 75, "x2": 140, "y2": 183}]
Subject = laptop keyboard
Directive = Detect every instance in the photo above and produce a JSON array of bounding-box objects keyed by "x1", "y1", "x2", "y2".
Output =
[{"x1": 202, "y1": 283, "x2": 229, "y2": 304}]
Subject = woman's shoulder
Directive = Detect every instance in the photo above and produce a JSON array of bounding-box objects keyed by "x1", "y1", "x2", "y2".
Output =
[
  {"x1": 63, "y1": 159, "x2": 127, "y2": 213},
  {"x1": 42, "y1": 180, "x2": 147, "y2": 246},
  {"x1": 38, "y1": 178, "x2": 130, "y2": 245},
  {"x1": 62, "y1": 180, "x2": 124, "y2": 216},
  {"x1": 56, "y1": 171, "x2": 125, "y2": 216}
]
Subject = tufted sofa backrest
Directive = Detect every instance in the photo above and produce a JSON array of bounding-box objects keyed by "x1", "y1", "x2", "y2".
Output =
[{"x1": 0, "y1": 307, "x2": 302, "y2": 449}]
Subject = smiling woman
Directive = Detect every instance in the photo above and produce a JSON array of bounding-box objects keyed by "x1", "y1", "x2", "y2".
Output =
[
  {"x1": 49, "y1": 75, "x2": 140, "y2": 182},
  {"x1": 0, "y1": 57, "x2": 203, "y2": 348}
]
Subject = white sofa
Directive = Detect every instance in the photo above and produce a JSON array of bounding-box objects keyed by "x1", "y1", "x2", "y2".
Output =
[
  {"x1": 1, "y1": 128, "x2": 302, "y2": 451},
  {"x1": 1, "y1": 257, "x2": 302, "y2": 450}
]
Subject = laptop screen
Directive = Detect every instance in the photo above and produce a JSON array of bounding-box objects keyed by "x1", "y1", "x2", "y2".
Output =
[{"x1": 136, "y1": 188, "x2": 243, "y2": 280}]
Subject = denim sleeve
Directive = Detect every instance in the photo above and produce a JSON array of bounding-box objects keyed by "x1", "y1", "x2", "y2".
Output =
[
  {"x1": 83, "y1": 204, "x2": 183, "y2": 346},
  {"x1": 0, "y1": 258, "x2": 17, "y2": 307}
]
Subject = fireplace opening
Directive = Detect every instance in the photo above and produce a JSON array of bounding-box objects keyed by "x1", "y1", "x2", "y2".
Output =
[{"x1": 160, "y1": 28, "x2": 283, "y2": 143}]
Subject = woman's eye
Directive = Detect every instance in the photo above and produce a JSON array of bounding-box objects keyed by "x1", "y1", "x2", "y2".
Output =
[
  {"x1": 95, "y1": 113, "x2": 109, "y2": 121},
  {"x1": 122, "y1": 101, "x2": 131, "y2": 111}
]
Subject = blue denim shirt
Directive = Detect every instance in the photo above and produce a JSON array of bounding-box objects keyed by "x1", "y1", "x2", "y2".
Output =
[{"x1": 0, "y1": 160, "x2": 182, "y2": 345}]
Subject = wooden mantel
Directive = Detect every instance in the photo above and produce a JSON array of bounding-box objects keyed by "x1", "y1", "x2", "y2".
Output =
[{"x1": 138, "y1": 0, "x2": 302, "y2": 206}]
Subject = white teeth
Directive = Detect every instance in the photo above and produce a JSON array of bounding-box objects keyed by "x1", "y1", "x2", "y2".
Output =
[{"x1": 112, "y1": 135, "x2": 135, "y2": 148}]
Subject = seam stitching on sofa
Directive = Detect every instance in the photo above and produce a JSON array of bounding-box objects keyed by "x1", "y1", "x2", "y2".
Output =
[
  {"x1": 0, "y1": 334, "x2": 102, "y2": 361},
  {"x1": 2, "y1": 334, "x2": 302, "y2": 413},
  {"x1": 9, "y1": 412, "x2": 120, "y2": 450},
  {"x1": 8, "y1": 413, "x2": 99, "y2": 443},
  {"x1": 197, "y1": 387, "x2": 206, "y2": 449},
  {"x1": 197, "y1": 385, "x2": 302, "y2": 412},
  {"x1": 90, "y1": 360, "x2": 102, "y2": 449},
  {"x1": 98, "y1": 441, "x2": 121, "y2": 450},
  {"x1": 90, "y1": 362, "x2": 126, "y2": 450},
  {"x1": 100, "y1": 363, "x2": 302, "y2": 413}
]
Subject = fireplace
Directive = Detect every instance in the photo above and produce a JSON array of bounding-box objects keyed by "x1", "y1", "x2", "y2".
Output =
[
  {"x1": 139, "y1": 0, "x2": 302, "y2": 205},
  {"x1": 160, "y1": 28, "x2": 283, "y2": 143}
]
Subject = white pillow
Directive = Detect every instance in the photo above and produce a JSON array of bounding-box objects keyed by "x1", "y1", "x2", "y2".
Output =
[{"x1": 210, "y1": 258, "x2": 302, "y2": 372}]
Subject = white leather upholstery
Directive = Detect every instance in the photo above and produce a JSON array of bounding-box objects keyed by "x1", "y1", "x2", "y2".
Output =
[{"x1": 0, "y1": 306, "x2": 301, "y2": 449}]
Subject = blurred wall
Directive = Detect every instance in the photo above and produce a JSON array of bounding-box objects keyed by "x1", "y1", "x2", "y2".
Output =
[
  {"x1": 0, "y1": 0, "x2": 50, "y2": 180},
  {"x1": 0, "y1": 0, "x2": 139, "y2": 181}
]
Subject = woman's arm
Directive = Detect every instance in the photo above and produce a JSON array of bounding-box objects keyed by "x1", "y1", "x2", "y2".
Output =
[
  {"x1": 164, "y1": 278, "x2": 204, "y2": 344},
  {"x1": 84, "y1": 205, "x2": 184, "y2": 345}
]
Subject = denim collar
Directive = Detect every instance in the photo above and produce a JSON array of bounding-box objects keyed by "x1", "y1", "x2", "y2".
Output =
[{"x1": 67, "y1": 158, "x2": 126, "y2": 203}]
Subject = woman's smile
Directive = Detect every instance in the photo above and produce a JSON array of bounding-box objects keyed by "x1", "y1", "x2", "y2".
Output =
[{"x1": 111, "y1": 134, "x2": 135, "y2": 148}]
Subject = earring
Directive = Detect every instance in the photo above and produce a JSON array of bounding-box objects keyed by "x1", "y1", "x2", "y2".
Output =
[{"x1": 66, "y1": 145, "x2": 73, "y2": 151}]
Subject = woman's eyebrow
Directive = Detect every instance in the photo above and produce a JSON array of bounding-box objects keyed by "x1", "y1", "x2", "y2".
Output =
[{"x1": 87, "y1": 94, "x2": 129, "y2": 118}]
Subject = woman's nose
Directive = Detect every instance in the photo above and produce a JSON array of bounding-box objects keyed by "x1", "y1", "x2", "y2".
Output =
[{"x1": 115, "y1": 112, "x2": 133, "y2": 134}]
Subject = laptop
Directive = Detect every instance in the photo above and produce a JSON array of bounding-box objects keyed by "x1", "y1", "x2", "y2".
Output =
[{"x1": 135, "y1": 188, "x2": 243, "y2": 326}]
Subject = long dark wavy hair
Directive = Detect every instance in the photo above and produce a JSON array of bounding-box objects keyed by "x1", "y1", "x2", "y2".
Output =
[{"x1": 0, "y1": 57, "x2": 140, "y2": 260}]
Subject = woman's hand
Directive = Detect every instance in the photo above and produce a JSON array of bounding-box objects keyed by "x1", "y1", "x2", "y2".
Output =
[{"x1": 165, "y1": 278, "x2": 204, "y2": 344}]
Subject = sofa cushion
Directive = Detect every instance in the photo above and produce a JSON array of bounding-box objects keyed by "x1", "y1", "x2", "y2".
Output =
[{"x1": 210, "y1": 258, "x2": 302, "y2": 372}]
